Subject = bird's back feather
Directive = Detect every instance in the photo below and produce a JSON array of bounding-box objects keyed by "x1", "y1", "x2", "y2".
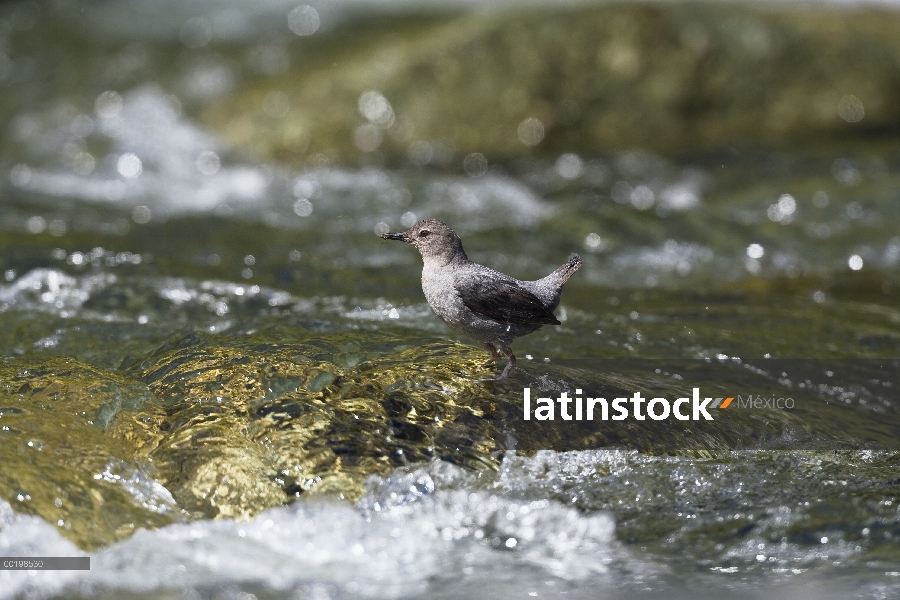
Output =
[{"x1": 456, "y1": 270, "x2": 560, "y2": 325}]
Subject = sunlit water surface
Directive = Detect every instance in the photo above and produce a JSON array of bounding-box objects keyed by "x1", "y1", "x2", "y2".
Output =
[{"x1": 1, "y1": 1, "x2": 899, "y2": 599}]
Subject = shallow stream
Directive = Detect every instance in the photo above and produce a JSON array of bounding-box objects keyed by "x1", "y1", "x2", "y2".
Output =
[{"x1": 1, "y1": 1, "x2": 899, "y2": 598}]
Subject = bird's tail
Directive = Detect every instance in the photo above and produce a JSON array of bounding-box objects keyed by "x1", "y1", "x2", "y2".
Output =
[{"x1": 551, "y1": 255, "x2": 582, "y2": 286}]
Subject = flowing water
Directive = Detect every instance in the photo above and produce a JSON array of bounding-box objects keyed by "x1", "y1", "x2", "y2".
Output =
[{"x1": 1, "y1": 1, "x2": 899, "y2": 599}]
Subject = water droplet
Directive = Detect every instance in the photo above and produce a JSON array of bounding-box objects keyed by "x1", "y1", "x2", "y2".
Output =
[
  {"x1": 517, "y1": 117, "x2": 544, "y2": 147},
  {"x1": 401, "y1": 212, "x2": 417, "y2": 228},
  {"x1": 463, "y1": 153, "x2": 488, "y2": 177},
  {"x1": 196, "y1": 151, "x2": 221, "y2": 175},
  {"x1": 585, "y1": 233, "x2": 605, "y2": 251},
  {"x1": 838, "y1": 95, "x2": 864, "y2": 123},
  {"x1": 117, "y1": 153, "x2": 142, "y2": 178},
  {"x1": 358, "y1": 90, "x2": 394, "y2": 126},
  {"x1": 293, "y1": 198, "x2": 313, "y2": 217},
  {"x1": 95, "y1": 91, "x2": 123, "y2": 119},
  {"x1": 132, "y1": 205, "x2": 152, "y2": 224},
  {"x1": 630, "y1": 185, "x2": 655, "y2": 210},
  {"x1": 26, "y1": 216, "x2": 45, "y2": 234},
  {"x1": 555, "y1": 153, "x2": 583, "y2": 179},
  {"x1": 288, "y1": 5, "x2": 320, "y2": 36}
]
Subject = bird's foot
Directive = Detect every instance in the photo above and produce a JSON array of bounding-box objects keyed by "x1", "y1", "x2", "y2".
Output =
[
  {"x1": 479, "y1": 343, "x2": 500, "y2": 369},
  {"x1": 473, "y1": 353, "x2": 515, "y2": 382}
]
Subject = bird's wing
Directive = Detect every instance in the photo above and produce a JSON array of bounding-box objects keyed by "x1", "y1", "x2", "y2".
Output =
[{"x1": 456, "y1": 271, "x2": 560, "y2": 325}]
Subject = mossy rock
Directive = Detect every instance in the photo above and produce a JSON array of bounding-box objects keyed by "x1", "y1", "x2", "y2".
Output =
[
  {"x1": 122, "y1": 332, "x2": 505, "y2": 516},
  {"x1": 203, "y1": 3, "x2": 900, "y2": 165},
  {"x1": 0, "y1": 357, "x2": 176, "y2": 550}
]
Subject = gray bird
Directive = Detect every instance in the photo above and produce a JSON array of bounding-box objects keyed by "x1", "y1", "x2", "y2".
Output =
[{"x1": 382, "y1": 219, "x2": 582, "y2": 380}]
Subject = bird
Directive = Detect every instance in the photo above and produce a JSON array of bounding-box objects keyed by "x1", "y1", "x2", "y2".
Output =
[{"x1": 382, "y1": 219, "x2": 582, "y2": 380}]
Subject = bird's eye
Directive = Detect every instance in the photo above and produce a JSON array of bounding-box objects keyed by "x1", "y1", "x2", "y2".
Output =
[{"x1": 419, "y1": 230, "x2": 431, "y2": 238}]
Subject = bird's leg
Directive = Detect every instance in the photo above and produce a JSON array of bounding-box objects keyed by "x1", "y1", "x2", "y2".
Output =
[
  {"x1": 480, "y1": 343, "x2": 499, "y2": 368},
  {"x1": 498, "y1": 344, "x2": 516, "y2": 380},
  {"x1": 473, "y1": 344, "x2": 516, "y2": 382}
]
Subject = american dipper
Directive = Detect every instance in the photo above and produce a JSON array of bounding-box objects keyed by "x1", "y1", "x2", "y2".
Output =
[{"x1": 382, "y1": 219, "x2": 582, "y2": 379}]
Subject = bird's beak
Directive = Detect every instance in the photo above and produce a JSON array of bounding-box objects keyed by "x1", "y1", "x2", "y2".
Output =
[{"x1": 381, "y1": 232, "x2": 411, "y2": 242}]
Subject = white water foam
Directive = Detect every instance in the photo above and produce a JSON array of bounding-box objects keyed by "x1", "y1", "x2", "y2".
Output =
[
  {"x1": 0, "y1": 457, "x2": 620, "y2": 600},
  {"x1": 0, "y1": 269, "x2": 115, "y2": 317}
]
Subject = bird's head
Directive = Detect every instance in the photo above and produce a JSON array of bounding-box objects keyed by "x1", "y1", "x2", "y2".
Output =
[{"x1": 382, "y1": 219, "x2": 466, "y2": 262}]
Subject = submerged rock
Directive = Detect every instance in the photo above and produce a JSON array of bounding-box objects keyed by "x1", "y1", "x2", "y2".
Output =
[
  {"x1": 204, "y1": 3, "x2": 900, "y2": 164},
  {"x1": 112, "y1": 330, "x2": 879, "y2": 520},
  {"x1": 0, "y1": 357, "x2": 177, "y2": 550},
  {"x1": 120, "y1": 332, "x2": 505, "y2": 518},
  {"x1": 2, "y1": 328, "x2": 892, "y2": 550}
]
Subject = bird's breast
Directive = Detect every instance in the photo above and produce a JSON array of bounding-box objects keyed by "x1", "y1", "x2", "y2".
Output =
[{"x1": 421, "y1": 264, "x2": 464, "y2": 324}]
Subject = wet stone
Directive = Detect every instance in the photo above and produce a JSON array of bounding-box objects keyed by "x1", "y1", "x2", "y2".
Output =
[
  {"x1": 119, "y1": 331, "x2": 506, "y2": 519},
  {"x1": 0, "y1": 357, "x2": 176, "y2": 550}
]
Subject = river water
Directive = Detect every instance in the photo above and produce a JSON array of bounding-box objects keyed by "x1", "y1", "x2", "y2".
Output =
[{"x1": 1, "y1": 1, "x2": 899, "y2": 599}]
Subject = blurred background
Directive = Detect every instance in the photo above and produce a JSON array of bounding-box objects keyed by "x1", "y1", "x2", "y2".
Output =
[
  {"x1": 1, "y1": 1, "x2": 899, "y2": 599},
  {"x1": 2, "y1": 0, "x2": 899, "y2": 301}
]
